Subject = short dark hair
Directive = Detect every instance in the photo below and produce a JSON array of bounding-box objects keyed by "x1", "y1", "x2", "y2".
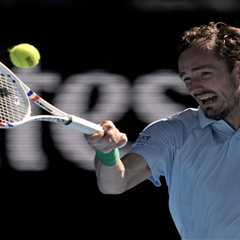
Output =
[{"x1": 178, "y1": 22, "x2": 240, "y2": 71}]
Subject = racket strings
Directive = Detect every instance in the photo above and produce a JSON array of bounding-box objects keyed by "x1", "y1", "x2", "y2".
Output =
[{"x1": 0, "y1": 73, "x2": 29, "y2": 123}]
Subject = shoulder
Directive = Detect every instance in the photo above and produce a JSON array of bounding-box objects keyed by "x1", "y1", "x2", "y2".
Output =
[
  {"x1": 169, "y1": 108, "x2": 200, "y2": 129},
  {"x1": 144, "y1": 108, "x2": 199, "y2": 133},
  {"x1": 171, "y1": 107, "x2": 199, "y2": 121},
  {"x1": 139, "y1": 108, "x2": 200, "y2": 147}
]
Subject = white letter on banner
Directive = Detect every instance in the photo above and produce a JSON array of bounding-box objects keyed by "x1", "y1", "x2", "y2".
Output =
[
  {"x1": 132, "y1": 70, "x2": 187, "y2": 123},
  {"x1": 51, "y1": 71, "x2": 130, "y2": 170}
]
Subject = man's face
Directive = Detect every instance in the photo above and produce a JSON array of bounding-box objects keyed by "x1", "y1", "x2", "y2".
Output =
[{"x1": 178, "y1": 47, "x2": 240, "y2": 120}]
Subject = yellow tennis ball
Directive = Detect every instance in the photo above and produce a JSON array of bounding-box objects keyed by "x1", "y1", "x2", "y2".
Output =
[{"x1": 9, "y1": 43, "x2": 40, "y2": 68}]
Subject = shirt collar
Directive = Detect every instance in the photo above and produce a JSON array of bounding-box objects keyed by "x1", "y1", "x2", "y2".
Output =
[
  {"x1": 198, "y1": 107, "x2": 217, "y2": 128},
  {"x1": 198, "y1": 107, "x2": 237, "y2": 136}
]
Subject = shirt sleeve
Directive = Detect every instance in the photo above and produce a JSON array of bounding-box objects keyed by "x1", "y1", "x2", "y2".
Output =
[{"x1": 130, "y1": 118, "x2": 182, "y2": 187}]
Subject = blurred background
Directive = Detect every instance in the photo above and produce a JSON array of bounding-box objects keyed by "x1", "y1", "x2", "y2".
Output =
[{"x1": 0, "y1": 0, "x2": 240, "y2": 238}]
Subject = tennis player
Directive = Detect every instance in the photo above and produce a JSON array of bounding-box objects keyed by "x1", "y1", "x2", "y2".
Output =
[{"x1": 86, "y1": 22, "x2": 240, "y2": 239}]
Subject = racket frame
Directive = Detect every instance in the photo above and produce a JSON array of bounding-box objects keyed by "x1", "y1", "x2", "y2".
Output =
[{"x1": 0, "y1": 62, "x2": 103, "y2": 134}]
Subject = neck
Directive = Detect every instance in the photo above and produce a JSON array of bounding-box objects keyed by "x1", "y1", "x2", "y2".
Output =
[{"x1": 225, "y1": 110, "x2": 240, "y2": 130}]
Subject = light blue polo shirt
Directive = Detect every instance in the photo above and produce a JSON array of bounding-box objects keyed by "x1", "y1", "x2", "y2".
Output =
[{"x1": 130, "y1": 108, "x2": 240, "y2": 239}]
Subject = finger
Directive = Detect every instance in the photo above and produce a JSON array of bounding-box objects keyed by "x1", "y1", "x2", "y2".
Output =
[
  {"x1": 102, "y1": 134, "x2": 127, "y2": 152},
  {"x1": 86, "y1": 130, "x2": 104, "y2": 145},
  {"x1": 91, "y1": 131, "x2": 116, "y2": 150},
  {"x1": 101, "y1": 132, "x2": 127, "y2": 151},
  {"x1": 101, "y1": 120, "x2": 116, "y2": 131},
  {"x1": 117, "y1": 133, "x2": 128, "y2": 148}
]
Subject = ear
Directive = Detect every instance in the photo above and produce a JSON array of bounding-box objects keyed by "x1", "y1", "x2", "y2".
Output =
[
  {"x1": 232, "y1": 62, "x2": 240, "y2": 88},
  {"x1": 233, "y1": 62, "x2": 240, "y2": 97},
  {"x1": 233, "y1": 61, "x2": 240, "y2": 81}
]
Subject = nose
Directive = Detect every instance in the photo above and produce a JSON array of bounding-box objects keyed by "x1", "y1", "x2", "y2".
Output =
[{"x1": 187, "y1": 77, "x2": 204, "y2": 95}]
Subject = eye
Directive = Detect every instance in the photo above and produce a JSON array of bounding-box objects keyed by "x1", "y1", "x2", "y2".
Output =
[{"x1": 202, "y1": 71, "x2": 213, "y2": 79}]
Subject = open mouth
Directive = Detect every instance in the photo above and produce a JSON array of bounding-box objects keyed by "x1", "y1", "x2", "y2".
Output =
[
  {"x1": 196, "y1": 93, "x2": 218, "y2": 106},
  {"x1": 201, "y1": 96, "x2": 217, "y2": 106}
]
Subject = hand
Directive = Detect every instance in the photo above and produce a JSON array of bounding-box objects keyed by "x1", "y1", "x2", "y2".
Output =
[{"x1": 85, "y1": 120, "x2": 127, "y2": 153}]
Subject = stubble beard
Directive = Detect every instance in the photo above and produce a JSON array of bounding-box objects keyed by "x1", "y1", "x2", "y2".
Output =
[{"x1": 203, "y1": 94, "x2": 240, "y2": 120}]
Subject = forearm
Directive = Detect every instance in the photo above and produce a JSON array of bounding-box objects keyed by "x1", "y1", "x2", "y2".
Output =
[
  {"x1": 95, "y1": 152, "x2": 151, "y2": 194},
  {"x1": 95, "y1": 158, "x2": 127, "y2": 194}
]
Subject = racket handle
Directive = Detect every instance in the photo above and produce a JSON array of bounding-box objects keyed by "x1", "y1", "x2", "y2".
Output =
[{"x1": 67, "y1": 115, "x2": 103, "y2": 135}]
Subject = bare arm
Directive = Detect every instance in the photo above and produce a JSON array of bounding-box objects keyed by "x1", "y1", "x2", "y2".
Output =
[
  {"x1": 86, "y1": 120, "x2": 151, "y2": 194},
  {"x1": 95, "y1": 153, "x2": 151, "y2": 194}
]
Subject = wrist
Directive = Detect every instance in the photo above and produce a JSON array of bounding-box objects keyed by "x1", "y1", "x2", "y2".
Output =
[{"x1": 96, "y1": 148, "x2": 120, "y2": 166}]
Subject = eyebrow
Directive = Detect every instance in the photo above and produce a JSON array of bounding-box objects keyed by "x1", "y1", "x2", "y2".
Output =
[{"x1": 179, "y1": 64, "x2": 216, "y2": 78}]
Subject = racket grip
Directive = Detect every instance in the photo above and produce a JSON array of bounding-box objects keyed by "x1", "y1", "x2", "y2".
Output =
[{"x1": 66, "y1": 115, "x2": 103, "y2": 135}]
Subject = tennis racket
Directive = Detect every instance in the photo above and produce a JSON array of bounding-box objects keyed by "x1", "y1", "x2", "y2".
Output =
[{"x1": 0, "y1": 61, "x2": 103, "y2": 134}]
